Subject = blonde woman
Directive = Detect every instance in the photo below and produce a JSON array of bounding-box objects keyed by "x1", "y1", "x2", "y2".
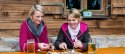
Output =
[
  {"x1": 55, "y1": 8, "x2": 90, "y2": 51},
  {"x1": 20, "y1": 4, "x2": 50, "y2": 52}
]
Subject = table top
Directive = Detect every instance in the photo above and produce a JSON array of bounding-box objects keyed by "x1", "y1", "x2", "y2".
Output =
[
  {"x1": 96, "y1": 47, "x2": 125, "y2": 54},
  {"x1": 0, "y1": 47, "x2": 125, "y2": 54}
]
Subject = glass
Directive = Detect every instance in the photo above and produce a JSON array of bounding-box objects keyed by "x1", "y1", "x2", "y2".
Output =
[
  {"x1": 88, "y1": 38, "x2": 96, "y2": 54},
  {"x1": 23, "y1": 39, "x2": 35, "y2": 54},
  {"x1": 50, "y1": 43, "x2": 55, "y2": 52},
  {"x1": 68, "y1": 49, "x2": 75, "y2": 54},
  {"x1": 120, "y1": 38, "x2": 125, "y2": 47},
  {"x1": 87, "y1": 0, "x2": 101, "y2": 10},
  {"x1": 72, "y1": 37, "x2": 78, "y2": 53},
  {"x1": 66, "y1": 0, "x2": 81, "y2": 9}
]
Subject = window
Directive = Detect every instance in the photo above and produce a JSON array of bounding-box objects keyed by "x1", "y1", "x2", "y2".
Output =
[
  {"x1": 64, "y1": 0, "x2": 109, "y2": 17},
  {"x1": 66, "y1": 0, "x2": 81, "y2": 9},
  {"x1": 87, "y1": 0, "x2": 101, "y2": 10}
]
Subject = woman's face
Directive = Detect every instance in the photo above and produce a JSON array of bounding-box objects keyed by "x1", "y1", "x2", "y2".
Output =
[
  {"x1": 31, "y1": 10, "x2": 44, "y2": 26},
  {"x1": 67, "y1": 14, "x2": 80, "y2": 30}
]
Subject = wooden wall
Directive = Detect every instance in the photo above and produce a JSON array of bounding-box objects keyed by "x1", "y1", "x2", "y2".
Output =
[
  {"x1": 0, "y1": 0, "x2": 37, "y2": 37},
  {"x1": 111, "y1": 0, "x2": 125, "y2": 15},
  {"x1": 0, "y1": 0, "x2": 125, "y2": 37}
]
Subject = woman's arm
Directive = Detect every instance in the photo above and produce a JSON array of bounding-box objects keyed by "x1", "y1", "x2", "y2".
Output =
[
  {"x1": 81, "y1": 28, "x2": 91, "y2": 51},
  {"x1": 42, "y1": 26, "x2": 49, "y2": 44},
  {"x1": 19, "y1": 22, "x2": 39, "y2": 52},
  {"x1": 38, "y1": 25, "x2": 50, "y2": 51},
  {"x1": 19, "y1": 23, "x2": 28, "y2": 52},
  {"x1": 54, "y1": 29, "x2": 65, "y2": 50}
]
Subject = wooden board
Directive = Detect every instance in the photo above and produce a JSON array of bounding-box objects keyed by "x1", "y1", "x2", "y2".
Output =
[
  {"x1": 0, "y1": 0, "x2": 37, "y2": 4},
  {"x1": 99, "y1": 21, "x2": 125, "y2": 28},
  {"x1": 39, "y1": 0, "x2": 63, "y2": 3},
  {"x1": 0, "y1": 29, "x2": 19, "y2": 37},
  {"x1": 0, "y1": 22, "x2": 21, "y2": 29},
  {"x1": 83, "y1": 20, "x2": 98, "y2": 28},
  {"x1": 89, "y1": 28, "x2": 125, "y2": 35},
  {"x1": 44, "y1": 6, "x2": 63, "y2": 14},
  {"x1": 111, "y1": 0, "x2": 125, "y2": 15}
]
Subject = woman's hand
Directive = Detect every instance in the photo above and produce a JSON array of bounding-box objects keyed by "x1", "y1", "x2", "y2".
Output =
[
  {"x1": 38, "y1": 43, "x2": 50, "y2": 51},
  {"x1": 49, "y1": 43, "x2": 55, "y2": 51},
  {"x1": 59, "y1": 42, "x2": 67, "y2": 49},
  {"x1": 74, "y1": 40, "x2": 83, "y2": 49}
]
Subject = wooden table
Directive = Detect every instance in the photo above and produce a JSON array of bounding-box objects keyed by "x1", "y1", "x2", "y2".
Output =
[
  {"x1": 96, "y1": 47, "x2": 125, "y2": 54},
  {"x1": 0, "y1": 47, "x2": 125, "y2": 54}
]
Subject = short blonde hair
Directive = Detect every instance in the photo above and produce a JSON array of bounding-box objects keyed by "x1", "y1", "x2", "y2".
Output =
[
  {"x1": 68, "y1": 8, "x2": 82, "y2": 19},
  {"x1": 29, "y1": 4, "x2": 45, "y2": 17}
]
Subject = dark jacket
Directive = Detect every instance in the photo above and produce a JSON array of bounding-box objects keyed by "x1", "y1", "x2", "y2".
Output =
[{"x1": 54, "y1": 22, "x2": 90, "y2": 51}]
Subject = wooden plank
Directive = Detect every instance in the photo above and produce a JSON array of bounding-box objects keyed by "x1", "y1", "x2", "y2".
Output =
[
  {"x1": 0, "y1": 0, "x2": 37, "y2": 4},
  {"x1": 48, "y1": 28, "x2": 60, "y2": 36},
  {"x1": 39, "y1": 0, "x2": 63, "y2": 3},
  {"x1": 39, "y1": 0, "x2": 64, "y2": 14},
  {"x1": 1, "y1": 12, "x2": 28, "y2": 18},
  {"x1": 44, "y1": 15, "x2": 65, "y2": 21},
  {"x1": 99, "y1": 21, "x2": 124, "y2": 28},
  {"x1": 89, "y1": 28, "x2": 125, "y2": 35},
  {"x1": 123, "y1": 22, "x2": 125, "y2": 28},
  {"x1": 111, "y1": 0, "x2": 125, "y2": 15},
  {"x1": 111, "y1": 16, "x2": 125, "y2": 21},
  {"x1": 0, "y1": 6, "x2": 2, "y2": 9},
  {"x1": 0, "y1": 29, "x2": 19, "y2": 37},
  {"x1": 83, "y1": 20, "x2": 98, "y2": 28},
  {"x1": 41, "y1": 2, "x2": 64, "y2": 6},
  {"x1": 45, "y1": 20, "x2": 66, "y2": 24},
  {"x1": 0, "y1": 16, "x2": 26, "y2": 21},
  {"x1": 0, "y1": 0, "x2": 21, "y2": 4},
  {"x1": 44, "y1": 6, "x2": 63, "y2": 14},
  {"x1": 47, "y1": 24, "x2": 62, "y2": 29},
  {"x1": 1, "y1": 4, "x2": 31, "y2": 12},
  {"x1": 20, "y1": 0, "x2": 37, "y2": 4},
  {"x1": 0, "y1": 22, "x2": 21, "y2": 29},
  {"x1": 0, "y1": 20, "x2": 23, "y2": 23},
  {"x1": 112, "y1": 0, "x2": 125, "y2": 7},
  {"x1": 45, "y1": 20, "x2": 65, "y2": 29},
  {"x1": 112, "y1": 8, "x2": 125, "y2": 15},
  {"x1": 53, "y1": 15, "x2": 62, "y2": 19}
]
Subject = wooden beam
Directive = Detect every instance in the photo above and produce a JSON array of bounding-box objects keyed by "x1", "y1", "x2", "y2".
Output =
[
  {"x1": 0, "y1": 29, "x2": 19, "y2": 37},
  {"x1": 89, "y1": 28, "x2": 125, "y2": 35},
  {"x1": 41, "y1": 2, "x2": 64, "y2": 6},
  {"x1": 83, "y1": 20, "x2": 98, "y2": 28},
  {"x1": 0, "y1": 22, "x2": 21, "y2": 29},
  {"x1": 99, "y1": 21, "x2": 125, "y2": 28}
]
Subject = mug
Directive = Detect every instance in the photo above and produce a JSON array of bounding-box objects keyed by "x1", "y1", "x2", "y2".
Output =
[{"x1": 23, "y1": 39, "x2": 35, "y2": 54}]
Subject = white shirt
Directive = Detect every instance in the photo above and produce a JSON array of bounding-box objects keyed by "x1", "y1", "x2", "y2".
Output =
[{"x1": 68, "y1": 23, "x2": 80, "y2": 40}]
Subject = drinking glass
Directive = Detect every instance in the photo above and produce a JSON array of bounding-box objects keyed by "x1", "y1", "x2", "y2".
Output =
[
  {"x1": 88, "y1": 38, "x2": 96, "y2": 54},
  {"x1": 23, "y1": 39, "x2": 35, "y2": 54},
  {"x1": 68, "y1": 49, "x2": 75, "y2": 54},
  {"x1": 120, "y1": 39, "x2": 125, "y2": 47},
  {"x1": 50, "y1": 43, "x2": 55, "y2": 52},
  {"x1": 72, "y1": 37, "x2": 78, "y2": 54}
]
